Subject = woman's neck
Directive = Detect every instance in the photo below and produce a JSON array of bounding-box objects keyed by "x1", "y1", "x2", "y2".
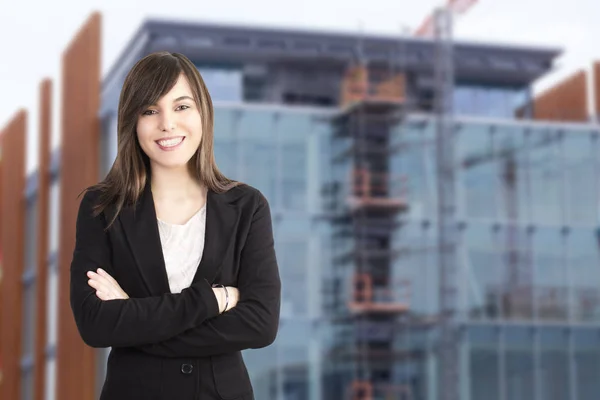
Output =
[{"x1": 149, "y1": 165, "x2": 205, "y2": 203}]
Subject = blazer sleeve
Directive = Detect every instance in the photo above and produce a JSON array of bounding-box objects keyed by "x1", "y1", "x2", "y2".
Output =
[
  {"x1": 70, "y1": 190, "x2": 221, "y2": 348},
  {"x1": 136, "y1": 191, "x2": 281, "y2": 358}
]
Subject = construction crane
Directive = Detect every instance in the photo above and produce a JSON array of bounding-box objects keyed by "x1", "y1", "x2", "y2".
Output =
[
  {"x1": 414, "y1": 1, "x2": 478, "y2": 400},
  {"x1": 415, "y1": 0, "x2": 478, "y2": 38}
]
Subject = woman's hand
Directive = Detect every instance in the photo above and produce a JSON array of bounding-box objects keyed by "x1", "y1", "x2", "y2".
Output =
[
  {"x1": 212, "y1": 286, "x2": 240, "y2": 313},
  {"x1": 87, "y1": 268, "x2": 130, "y2": 301}
]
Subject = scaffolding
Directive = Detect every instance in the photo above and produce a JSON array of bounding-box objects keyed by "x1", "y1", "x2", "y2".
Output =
[
  {"x1": 321, "y1": 48, "x2": 416, "y2": 397},
  {"x1": 319, "y1": 1, "x2": 485, "y2": 397}
]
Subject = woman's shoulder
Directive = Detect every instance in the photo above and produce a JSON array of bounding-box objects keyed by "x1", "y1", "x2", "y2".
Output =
[
  {"x1": 77, "y1": 184, "x2": 116, "y2": 222},
  {"x1": 218, "y1": 182, "x2": 269, "y2": 207},
  {"x1": 77, "y1": 185, "x2": 102, "y2": 209}
]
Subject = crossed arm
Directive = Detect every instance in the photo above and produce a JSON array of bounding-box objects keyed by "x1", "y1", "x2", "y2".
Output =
[{"x1": 70, "y1": 189, "x2": 281, "y2": 356}]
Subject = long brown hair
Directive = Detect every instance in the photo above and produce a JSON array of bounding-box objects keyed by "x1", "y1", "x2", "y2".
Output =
[{"x1": 88, "y1": 51, "x2": 240, "y2": 227}]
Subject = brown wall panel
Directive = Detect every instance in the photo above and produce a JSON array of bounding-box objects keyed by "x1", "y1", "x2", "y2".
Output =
[
  {"x1": 56, "y1": 12, "x2": 102, "y2": 400},
  {"x1": 0, "y1": 110, "x2": 27, "y2": 400},
  {"x1": 34, "y1": 79, "x2": 52, "y2": 400},
  {"x1": 593, "y1": 61, "x2": 600, "y2": 118},
  {"x1": 532, "y1": 70, "x2": 588, "y2": 122}
]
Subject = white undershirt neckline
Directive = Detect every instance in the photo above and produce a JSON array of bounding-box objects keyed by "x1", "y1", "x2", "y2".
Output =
[{"x1": 156, "y1": 203, "x2": 207, "y2": 294}]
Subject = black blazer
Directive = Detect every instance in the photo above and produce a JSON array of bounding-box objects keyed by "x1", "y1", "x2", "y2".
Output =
[{"x1": 69, "y1": 182, "x2": 281, "y2": 400}]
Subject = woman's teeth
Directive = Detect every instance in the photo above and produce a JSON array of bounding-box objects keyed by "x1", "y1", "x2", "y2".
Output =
[{"x1": 157, "y1": 137, "x2": 183, "y2": 147}]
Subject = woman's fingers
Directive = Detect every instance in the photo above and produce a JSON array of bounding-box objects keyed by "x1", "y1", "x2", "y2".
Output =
[
  {"x1": 87, "y1": 270, "x2": 125, "y2": 300},
  {"x1": 97, "y1": 268, "x2": 119, "y2": 287},
  {"x1": 96, "y1": 269, "x2": 129, "y2": 299},
  {"x1": 88, "y1": 273, "x2": 116, "y2": 295},
  {"x1": 93, "y1": 270, "x2": 120, "y2": 298},
  {"x1": 87, "y1": 274, "x2": 117, "y2": 299}
]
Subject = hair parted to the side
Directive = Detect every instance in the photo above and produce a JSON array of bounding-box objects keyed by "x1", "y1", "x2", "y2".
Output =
[{"x1": 86, "y1": 51, "x2": 241, "y2": 228}]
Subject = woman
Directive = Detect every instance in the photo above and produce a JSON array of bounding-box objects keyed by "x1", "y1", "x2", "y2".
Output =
[{"x1": 69, "y1": 51, "x2": 281, "y2": 400}]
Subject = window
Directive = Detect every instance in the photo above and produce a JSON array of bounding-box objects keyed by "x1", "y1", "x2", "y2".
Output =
[
  {"x1": 279, "y1": 113, "x2": 312, "y2": 212},
  {"x1": 213, "y1": 108, "x2": 239, "y2": 178},
  {"x1": 457, "y1": 123, "x2": 495, "y2": 220},
  {"x1": 534, "y1": 228, "x2": 567, "y2": 321},
  {"x1": 95, "y1": 348, "x2": 110, "y2": 398},
  {"x1": 569, "y1": 228, "x2": 600, "y2": 322},
  {"x1": 22, "y1": 282, "x2": 37, "y2": 356},
  {"x1": 505, "y1": 326, "x2": 534, "y2": 399},
  {"x1": 574, "y1": 328, "x2": 600, "y2": 400},
  {"x1": 281, "y1": 138, "x2": 306, "y2": 211},
  {"x1": 44, "y1": 357, "x2": 56, "y2": 400},
  {"x1": 466, "y1": 223, "x2": 503, "y2": 320},
  {"x1": 563, "y1": 132, "x2": 597, "y2": 224},
  {"x1": 48, "y1": 183, "x2": 60, "y2": 253},
  {"x1": 454, "y1": 84, "x2": 529, "y2": 119},
  {"x1": 100, "y1": 116, "x2": 118, "y2": 178},
  {"x1": 539, "y1": 328, "x2": 569, "y2": 400},
  {"x1": 277, "y1": 240, "x2": 308, "y2": 317},
  {"x1": 24, "y1": 199, "x2": 38, "y2": 269},
  {"x1": 197, "y1": 67, "x2": 242, "y2": 102},
  {"x1": 47, "y1": 269, "x2": 59, "y2": 345},
  {"x1": 238, "y1": 110, "x2": 277, "y2": 201},
  {"x1": 469, "y1": 326, "x2": 500, "y2": 400},
  {"x1": 21, "y1": 367, "x2": 34, "y2": 400},
  {"x1": 528, "y1": 128, "x2": 562, "y2": 225}
]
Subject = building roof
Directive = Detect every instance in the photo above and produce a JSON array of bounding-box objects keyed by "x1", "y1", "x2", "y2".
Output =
[{"x1": 101, "y1": 18, "x2": 562, "y2": 113}]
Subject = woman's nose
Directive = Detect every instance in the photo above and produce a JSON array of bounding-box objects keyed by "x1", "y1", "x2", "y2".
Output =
[{"x1": 159, "y1": 113, "x2": 176, "y2": 132}]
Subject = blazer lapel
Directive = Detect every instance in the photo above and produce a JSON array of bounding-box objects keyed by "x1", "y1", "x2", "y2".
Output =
[
  {"x1": 118, "y1": 181, "x2": 241, "y2": 296},
  {"x1": 192, "y1": 189, "x2": 240, "y2": 285},
  {"x1": 118, "y1": 182, "x2": 170, "y2": 296}
]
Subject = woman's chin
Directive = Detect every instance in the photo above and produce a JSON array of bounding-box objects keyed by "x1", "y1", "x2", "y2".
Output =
[{"x1": 150, "y1": 158, "x2": 191, "y2": 171}]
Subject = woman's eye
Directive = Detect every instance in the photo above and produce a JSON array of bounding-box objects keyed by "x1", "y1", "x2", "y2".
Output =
[{"x1": 142, "y1": 105, "x2": 188, "y2": 116}]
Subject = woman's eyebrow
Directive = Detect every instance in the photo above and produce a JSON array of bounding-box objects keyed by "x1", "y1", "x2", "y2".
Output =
[
  {"x1": 173, "y1": 95, "x2": 194, "y2": 102},
  {"x1": 148, "y1": 95, "x2": 194, "y2": 106}
]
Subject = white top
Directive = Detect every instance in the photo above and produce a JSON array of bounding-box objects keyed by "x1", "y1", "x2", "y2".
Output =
[{"x1": 156, "y1": 204, "x2": 207, "y2": 294}]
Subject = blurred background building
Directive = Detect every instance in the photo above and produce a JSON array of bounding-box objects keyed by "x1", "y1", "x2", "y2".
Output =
[{"x1": 2, "y1": 4, "x2": 600, "y2": 400}]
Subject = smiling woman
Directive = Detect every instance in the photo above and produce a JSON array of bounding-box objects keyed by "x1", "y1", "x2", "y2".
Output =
[
  {"x1": 69, "y1": 51, "x2": 281, "y2": 400},
  {"x1": 89, "y1": 51, "x2": 238, "y2": 224}
]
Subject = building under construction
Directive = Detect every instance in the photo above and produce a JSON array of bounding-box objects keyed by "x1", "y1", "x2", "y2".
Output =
[{"x1": 3, "y1": 11, "x2": 600, "y2": 400}]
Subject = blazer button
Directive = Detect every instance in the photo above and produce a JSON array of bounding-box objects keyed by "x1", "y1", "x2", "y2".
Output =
[{"x1": 181, "y1": 363, "x2": 194, "y2": 374}]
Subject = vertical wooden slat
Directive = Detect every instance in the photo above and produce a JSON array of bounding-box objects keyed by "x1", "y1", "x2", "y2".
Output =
[
  {"x1": 34, "y1": 79, "x2": 52, "y2": 400},
  {"x1": 0, "y1": 110, "x2": 27, "y2": 400},
  {"x1": 593, "y1": 61, "x2": 600, "y2": 120},
  {"x1": 56, "y1": 12, "x2": 102, "y2": 400}
]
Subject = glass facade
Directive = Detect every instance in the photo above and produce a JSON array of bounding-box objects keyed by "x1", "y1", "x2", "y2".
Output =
[
  {"x1": 198, "y1": 66, "x2": 243, "y2": 102},
  {"x1": 454, "y1": 84, "x2": 530, "y2": 119},
  {"x1": 211, "y1": 104, "x2": 333, "y2": 400},
  {"x1": 388, "y1": 115, "x2": 600, "y2": 399}
]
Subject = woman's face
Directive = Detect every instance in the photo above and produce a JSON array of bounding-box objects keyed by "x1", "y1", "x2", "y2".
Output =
[{"x1": 136, "y1": 74, "x2": 202, "y2": 171}]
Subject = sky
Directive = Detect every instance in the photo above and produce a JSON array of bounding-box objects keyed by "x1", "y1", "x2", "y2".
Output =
[{"x1": 1, "y1": 0, "x2": 599, "y2": 172}]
